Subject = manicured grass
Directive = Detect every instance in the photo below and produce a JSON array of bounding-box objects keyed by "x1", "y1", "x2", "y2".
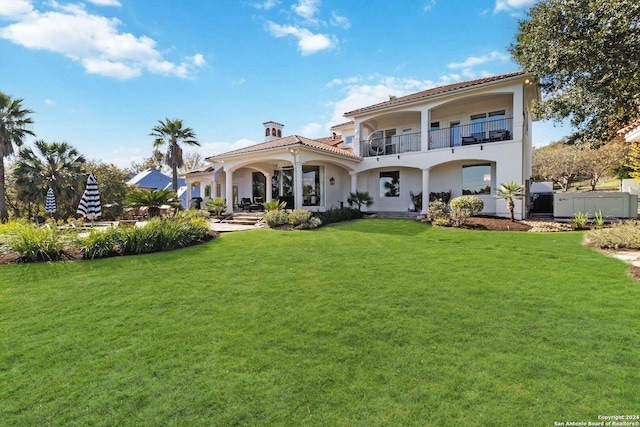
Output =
[{"x1": 1, "y1": 219, "x2": 639, "y2": 426}]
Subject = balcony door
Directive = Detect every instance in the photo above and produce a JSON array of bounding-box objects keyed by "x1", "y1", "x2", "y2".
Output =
[{"x1": 450, "y1": 121, "x2": 461, "y2": 146}]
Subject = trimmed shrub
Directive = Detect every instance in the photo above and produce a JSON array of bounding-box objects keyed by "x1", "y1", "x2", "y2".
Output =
[
  {"x1": 427, "y1": 199, "x2": 448, "y2": 221},
  {"x1": 432, "y1": 217, "x2": 451, "y2": 227},
  {"x1": 10, "y1": 223, "x2": 64, "y2": 261},
  {"x1": 449, "y1": 196, "x2": 484, "y2": 226},
  {"x1": 314, "y1": 207, "x2": 362, "y2": 225},
  {"x1": 586, "y1": 220, "x2": 640, "y2": 250},
  {"x1": 288, "y1": 209, "x2": 312, "y2": 227},
  {"x1": 263, "y1": 209, "x2": 289, "y2": 228}
]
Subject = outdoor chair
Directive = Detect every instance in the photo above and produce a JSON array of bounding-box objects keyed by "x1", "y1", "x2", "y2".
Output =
[{"x1": 239, "y1": 197, "x2": 252, "y2": 211}]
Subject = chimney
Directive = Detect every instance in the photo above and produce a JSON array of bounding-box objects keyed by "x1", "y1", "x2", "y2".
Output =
[{"x1": 263, "y1": 121, "x2": 284, "y2": 142}]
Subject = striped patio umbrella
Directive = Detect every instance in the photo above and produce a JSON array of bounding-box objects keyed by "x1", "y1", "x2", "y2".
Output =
[
  {"x1": 45, "y1": 187, "x2": 56, "y2": 215},
  {"x1": 76, "y1": 172, "x2": 102, "y2": 220}
]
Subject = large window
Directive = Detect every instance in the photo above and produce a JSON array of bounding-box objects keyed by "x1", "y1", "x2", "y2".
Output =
[
  {"x1": 380, "y1": 171, "x2": 400, "y2": 197},
  {"x1": 302, "y1": 165, "x2": 323, "y2": 206},
  {"x1": 462, "y1": 164, "x2": 492, "y2": 195},
  {"x1": 252, "y1": 172, "x2": 266, "y2": 200}
]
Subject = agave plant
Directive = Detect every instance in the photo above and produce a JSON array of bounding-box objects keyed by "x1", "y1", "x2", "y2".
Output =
[{"x1": 125, "y1": 188, "x2": 181, "y2": 218}]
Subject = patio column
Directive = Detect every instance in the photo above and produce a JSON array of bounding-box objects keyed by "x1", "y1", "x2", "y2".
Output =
[
  {"x1": 350, "y1": 172, "x2": 358, "y2": 193},
  {"x1": 294, "y1": 158, "x2": 303, "y2": 210},
  {"x1": 421, "y1": 107, "x2": 430, "y2": 152},
  {"x1": 265, "y1": 172, "x2": 272, "y2": 202},
  {"x1": 421, "y1": 167, "x2": 430, "y2": 215},
  {"x1": 186, "y1": 181, "x2": 192, "y2": 207},
  {"x1": 225, "y1": 169, "x2": 233, "y2": 214}
]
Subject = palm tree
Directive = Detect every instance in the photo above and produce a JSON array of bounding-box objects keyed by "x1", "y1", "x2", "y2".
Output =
[
  {"x1": 0, "y1": 92, "x2": 35, "y2": 222},
  {"x1": 347, "y1": 191, "x2": 374, "y2": 212},
  {"x1": 150, "y1": 118, "x2": 199, "y2": 192},
  {"x1": 13, "y1": 140, "x2": 86, "y2": 219},
  {"x1": 125, "y1": 188, "x2": 181, "y2": 218},
  {"x1": 495, "y1": 181, "x2": 526, "y2": 222}
]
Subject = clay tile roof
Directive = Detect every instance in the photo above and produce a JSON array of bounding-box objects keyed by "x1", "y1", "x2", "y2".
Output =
[
  {"x1": 207, "y1": 135, "x2": 360, "y2": 160},
  {"x1": 617, "y1": 119, "x2": 640, "y2": 135},
  {"x1": 330, "y1": 120, "x2": 354, "y2": 129},
  {"x1": 344, "y1": 71, "x2": 528, "y2": 116}
]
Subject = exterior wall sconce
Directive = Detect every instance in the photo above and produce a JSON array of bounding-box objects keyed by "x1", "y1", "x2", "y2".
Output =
[{"x1": 330, "y1": 177, "x2": 335, "y2": 185}]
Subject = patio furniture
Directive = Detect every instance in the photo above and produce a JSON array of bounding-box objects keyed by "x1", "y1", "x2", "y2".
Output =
[
  {"x1": 489, "y1": 129, "x2": 510, "y2": 141},
  {"x1": 239, "y1": 197, "x2": 252, "y2": 211},
  {"x1": 461, "y1": 136, "x2": 477, "y2": 145}
]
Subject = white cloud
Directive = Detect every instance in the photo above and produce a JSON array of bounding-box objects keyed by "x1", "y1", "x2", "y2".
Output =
[
  {"x1": 494, "y1": 0, "x2": 535, "y2": 13},
  {"x1": 253, "y1": 0, "x2": 278, "y2": 10},
  {"x1": 0, "y1": 1, "x2": 205, "y2": 79},
  {"x1": 292, "y1": 0, "x2": 320, "y2": 21},
  {"x1": 447, "y1": 51, "x2": 509, "y2": 69},
  {"x1": 192, "y1": 53, "x2": 206, "y2": 67},
  {"x1": 44, "y1": 99, "x2": 55, "y2": 105},
  {"x1": 199, "y1": 139, "x2": 258, "y2": 157},
  {"x1": 325, "y1": 75, "x2": 438, "y2": 127},
  {"x1": 266, "y1": 22, "x2": 335, "y2": 55},
  {"x1": 330, "y1": 11, "x2": 350, "y2": 29},
  {"x1": 0, "y1": 0, "x2": 33, "y2": 18},
  {"x1": 232, "y1": 78, "x2": 246, "y2": 86},
  {"x1": 297, "y1": 122, "x2": 324, "y2": 138},
  {"x1": 423, "y1": 0, "x2": 436, "y2": 12},
  {"x1": 87, "y1": 0, "x2": 121, "y2": 7}
]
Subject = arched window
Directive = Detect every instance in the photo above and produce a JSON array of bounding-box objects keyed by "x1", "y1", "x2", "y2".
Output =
[
  {"x1": 277, "y1": 129, "x2": 282, "y2": 137},
  {"x1": 266, "y1": 128, "x2": 271, "y2": 137},
  {"x1": 272, "y1": 128, "x2": 276, "y2": 137}
]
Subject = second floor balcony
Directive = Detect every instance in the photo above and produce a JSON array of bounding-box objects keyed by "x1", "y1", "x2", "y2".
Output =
[{"x1": 359, "y1": 117, "x2": 514, "y2": 158}]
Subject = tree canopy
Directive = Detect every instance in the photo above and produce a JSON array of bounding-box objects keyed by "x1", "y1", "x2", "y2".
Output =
[
  {"x1": 150, "y1": 118, "x2": 199, "y2": 192},
  {"x1": 510, "y1": 0, "x2": 640, "y2": 146},
  {"x1": 0, "y1": 92, "x2": 35, "y2": 221}
]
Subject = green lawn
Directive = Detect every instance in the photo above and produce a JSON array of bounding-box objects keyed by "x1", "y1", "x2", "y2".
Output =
[{"x1": 1, "y1": 219, "x2": 638, "y2": 426}]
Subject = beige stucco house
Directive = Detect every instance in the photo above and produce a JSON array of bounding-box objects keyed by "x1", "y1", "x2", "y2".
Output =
[{"x1": 184, "y1": 71, "x2": 540, "y2": 220}]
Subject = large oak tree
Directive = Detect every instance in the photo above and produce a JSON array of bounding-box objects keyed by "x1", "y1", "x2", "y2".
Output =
[{"x1": 510, "y1": 0, "x2": 640, "y2": 146}]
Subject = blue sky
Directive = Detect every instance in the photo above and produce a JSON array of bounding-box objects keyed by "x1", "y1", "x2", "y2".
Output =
[{"x1": 1, "y1": 0, "x2": 570, "y2": 168}]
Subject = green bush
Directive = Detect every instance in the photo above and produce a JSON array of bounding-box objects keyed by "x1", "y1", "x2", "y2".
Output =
[
  {"x1": 263, "y1": 209, "x2": 289, "y2": 228},
  {"x1": 586, "y1": 220, "x2": 640, "y2": 249},
  {"x1": 77, "y1": 228, "x2": 121, "y2": 259},
  {"x1": 449, "y1": 196, "x2": 484, "y2": 226},
  {"x1": 432, "y1": 217, "x2": 450, "y2": 227},
  {"x1": 10, "y1": 223, "x2": 64, "y2": 261},
  {"x1": 288, "y1": 209, "x2": 312, "y2": 227},
  {"x1": 427, "y1": 199, "x2": 448, "y2": 221},
  {"x1": 176, "y1": 209, "x2": 210, "y2": 220},
  {"x1": 298, "y1": 217, "x2": 322, "y2": 230},
  {"x1": 78, "y1": 217, "x2": 210, "y2": 258},
  {"x1": 314, "y1": 207, "x2": 362, "y2": 225}
]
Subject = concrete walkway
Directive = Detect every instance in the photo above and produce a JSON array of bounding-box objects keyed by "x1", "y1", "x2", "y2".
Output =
[{"x1": 208, "y1": 221, "x2": 262, "y2": 232}]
